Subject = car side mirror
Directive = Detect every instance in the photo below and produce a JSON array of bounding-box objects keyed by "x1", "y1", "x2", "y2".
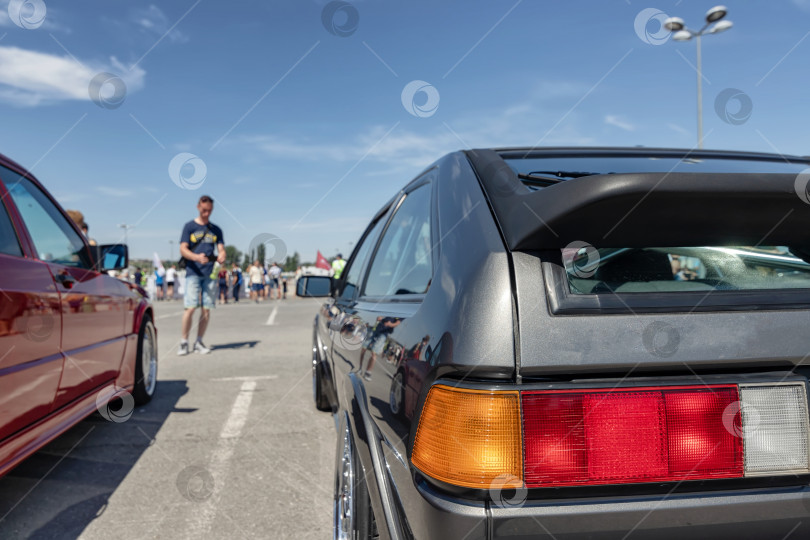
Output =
[
  {"x1": 297, "y1": 275, "x2": 333, "y2": 297},
  {"x1": 93, "y1": 244, "x2": 128, "y2": 272}
]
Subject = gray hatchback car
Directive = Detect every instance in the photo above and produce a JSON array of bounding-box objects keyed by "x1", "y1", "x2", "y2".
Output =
[{"x1": 300, "y1": 147, "x2": 810, "y2": 539}]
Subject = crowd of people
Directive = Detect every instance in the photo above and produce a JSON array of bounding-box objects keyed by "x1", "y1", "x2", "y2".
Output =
[
  {"x1": 245, "y1": 260, "x2": 298, "y2": 303},
  {"x1": 115, "y1": 264, "x2": 179, "y2": 300},
  {"x1": 114, "y1": 260, "x2": 301, "y2": 304}
]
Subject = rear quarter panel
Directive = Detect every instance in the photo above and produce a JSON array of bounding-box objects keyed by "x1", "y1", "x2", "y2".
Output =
[{"x1": 335, "y1": 152, "x2": 516, "y2": 538}]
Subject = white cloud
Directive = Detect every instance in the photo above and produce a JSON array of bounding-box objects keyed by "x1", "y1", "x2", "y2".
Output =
[
  {"x1": 791, "y1": 0, "x2": 810, "y2": 12},
  {"x1": 0, "y1": 0, "x2": 69, "y2": 32},
  {"x1": 133, "y1": 5, "x2": 188, "y2": 44},
  {"x1": 234, "y1": 100, "x2": 598, "y2": 175},
  {"x1": 285, "y1": 216, "x2": 371, "y2": 232},
  {"x1": 0, "y1": 46, "x2": 145, "y2": 106},
  {"x1": 224, "y1": 80, "x2": 616, "y2": 184},
  {"x1": 238, "y1": 129, "x2": 454, "y2": 175},
  {"x1": 667, "y1": 123, "x2": 691, "y2": 137},
  {"x1": 604, "y1": 115, "x2": 635, "y2": 132},
  {"x1": 53, "y1": 192, "x2": 90, "y2": 204},
  {"x1": 244, "y1": 124, "x2": 592, "y2": 171}
]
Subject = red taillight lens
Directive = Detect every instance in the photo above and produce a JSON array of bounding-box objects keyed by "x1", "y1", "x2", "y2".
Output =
[{"x1": 522, "y1": 386, "x2": 742, "y2": 487}]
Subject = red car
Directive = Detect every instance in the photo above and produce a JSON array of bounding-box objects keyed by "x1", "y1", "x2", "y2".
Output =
[{"x1": 0, "y1": 153, "x2": 157, "y2": 478}]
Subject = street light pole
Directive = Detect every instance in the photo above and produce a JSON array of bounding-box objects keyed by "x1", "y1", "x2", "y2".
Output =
[
  {"x1": 118, "y1": 223, "x2": 134, "y2": 247},
  {"x1": 665, "y1": 6, "x2": 733, "y2": 149},
  {"x1": 696, "y1": 34, "x2": 703, "y2": 147}
]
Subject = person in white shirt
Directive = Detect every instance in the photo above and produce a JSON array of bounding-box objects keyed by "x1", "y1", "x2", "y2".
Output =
[
  {"x1": 269, "y1": 262, "x2": 283, "y2": 300},
  {"x1": 249, "y1": 260, "x2": 264, "y2": 303},
  {"x1": 165, "y1": 264, "x2": 177, "y2": 300}
]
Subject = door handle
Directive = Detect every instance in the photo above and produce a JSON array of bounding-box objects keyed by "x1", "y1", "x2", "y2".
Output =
[{"x1": 55, "y1": 273, "x2": 76, "y2": 289}]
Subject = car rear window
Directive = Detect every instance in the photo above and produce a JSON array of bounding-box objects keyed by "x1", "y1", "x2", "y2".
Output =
[{"x1": 564, "y1": 246, "x2": 810, "y2": 294}]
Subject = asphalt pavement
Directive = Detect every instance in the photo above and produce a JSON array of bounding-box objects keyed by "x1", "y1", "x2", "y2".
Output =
[{"x1": 0, "y1": 295, "x2": 335, "y2": 539}]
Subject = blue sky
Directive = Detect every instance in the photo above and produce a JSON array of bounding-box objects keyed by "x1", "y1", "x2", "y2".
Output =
[{"x1": 0, "y1": 0, "x2": 808, "y2": 261}]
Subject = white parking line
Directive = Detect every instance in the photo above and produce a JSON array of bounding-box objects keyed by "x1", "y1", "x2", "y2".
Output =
[
  {"x1": 265, "y1": 306, "x2": 278, "y2": 326},
  {"x1": 188, "y1": 380, "x2": 257, "y2": 535}
]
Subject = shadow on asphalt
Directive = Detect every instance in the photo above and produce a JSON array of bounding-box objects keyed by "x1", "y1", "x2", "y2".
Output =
[
  {"x1": 0, "y1": 379, "x2": 190, "y2": 539},
  {"x1": 212, "y1": 340, "x2": 260, "y2": 350}
]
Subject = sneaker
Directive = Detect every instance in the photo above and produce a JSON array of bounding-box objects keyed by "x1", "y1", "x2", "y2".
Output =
[
  {"x1": 363, "y1": 372, "x2": 372, "y2": 381},
  {"x1": 177, "y1": 342, "x2": 189, "y2": 356},
  {"x1": 194, "y1": 340, "x2": 211, "y2": 354}
]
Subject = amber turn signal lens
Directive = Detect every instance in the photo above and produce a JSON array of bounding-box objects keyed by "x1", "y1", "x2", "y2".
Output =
[{"x1": 412, "y1": 385, "x2": 522, "y2": 488}]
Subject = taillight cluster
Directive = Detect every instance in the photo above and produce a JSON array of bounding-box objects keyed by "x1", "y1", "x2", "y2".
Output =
[{"x1": 411, "y1": 383, "x2": 810, "y2": 490}]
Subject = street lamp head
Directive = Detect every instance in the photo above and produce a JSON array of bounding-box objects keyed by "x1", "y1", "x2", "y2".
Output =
[
  {"x1": 706, "y1": 5, "x2": 727, "y2": 23},
  {"x1": 709, "y1": 20, "x2": 733, "y2": 34},
  {"x1": 673, "y1": 30, "x2": 693, "y2": 41},
  {"x1": 664, "y1": 16, "x2": 685, "y2": 32}
]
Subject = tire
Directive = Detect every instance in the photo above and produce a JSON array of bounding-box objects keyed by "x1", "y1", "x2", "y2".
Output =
[
  {"x1": 334, "y1": 418, "x2": 374, "y2": 540},
  {"x1": 389, "y1": 371, "x2": 405, "y2": 418},
  {"x1": 132, "y1": 314, "x2": 158, "y2": 405},
  {"x1": 313, "y1": 342, "x2": 331, "y2": 412}
]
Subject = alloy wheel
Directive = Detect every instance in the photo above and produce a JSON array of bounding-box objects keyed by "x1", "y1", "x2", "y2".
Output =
[
  {"x1": 334, "y1": 421, "x2": 355, "y2": 540},
  {"x1": 141, "y1": 322, "x2": 157, "y2": 396}
]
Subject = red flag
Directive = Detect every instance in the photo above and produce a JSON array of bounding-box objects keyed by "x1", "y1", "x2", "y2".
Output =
[{"x1": 315, "y1": 250, "x2": 331, "y2": 270}]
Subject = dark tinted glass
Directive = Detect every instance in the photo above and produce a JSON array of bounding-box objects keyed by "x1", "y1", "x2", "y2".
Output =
[
  {"x1": 339, "y1": 214, "x2": 387, "y2": 301},
  {"x1": 565, "y1": 246, "x2": 810, "y2": 294},
  {"x1": 0, "y1": 198, "x2": 22, "y2": 257},
  {"x1": 102, "y1": 244, "x2": 128, "y2": 271},
  {"x1": 364, "y1": 185, "x2": 432, "y2": 297},
  {"x1": 4, "y1": 168, "x2": 89, "y2": 268},
  {"x1": 298, "y1": 276, "x2": 332, "y2": 297}
]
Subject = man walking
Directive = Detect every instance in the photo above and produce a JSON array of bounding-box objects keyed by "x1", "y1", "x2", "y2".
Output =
[
  {"x1": 332, "y1": 253, "x2": 346, "y2": 279},
  {"x1": 249, "y1": 260, "x2": 264, "y2": 303},
  {"x1": 231, "y1": 262, "x2": 243, "y2": 303},
  {"x1": 359, "y1": 316, "x2": 401, "y2": 381},
  {"x1": 178, "y1": 195, "x2": 225, "y2": 355},
  {"x1": 269, "y1": 261, "x2": 282, "y2": 300},
  {"x1": 217, "y1": 265, "x2": 229, "y2": 304},
  {"x1": 166, "y1": 264, "x2": 177, "y2": 299}
]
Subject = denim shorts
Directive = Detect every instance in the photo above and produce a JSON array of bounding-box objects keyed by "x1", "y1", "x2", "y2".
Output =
[
  {"x1": 363, "y1": 333, "x2": 387, "y2": 355},
  {"x1": 184, "y1": 274, "x2": 216, "y2": 309}
]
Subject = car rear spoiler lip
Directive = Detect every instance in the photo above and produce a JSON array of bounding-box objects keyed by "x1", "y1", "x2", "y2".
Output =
[{"x1": 465, "y1": 148, "x2": 810, "y2": 250}]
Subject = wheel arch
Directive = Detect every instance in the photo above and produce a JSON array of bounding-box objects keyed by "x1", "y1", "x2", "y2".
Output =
[
  {"x1": 116, "y1": 301, "x2": 155, "y2": 393},
  {"x1": 134, "y1": 301, "x2": 154, "y2": 334},
  {"x1": 344, "y1": 372, "x2": 408, "y2": 540},
  {"x1": 313, "y1": 314, "x2": 338, "y2": 411}
]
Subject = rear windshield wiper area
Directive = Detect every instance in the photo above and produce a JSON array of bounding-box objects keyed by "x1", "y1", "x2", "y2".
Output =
[
  {"x1": 517, "y1": 170, "x2": 609, "y2": 188},
  {"x1": 529, "y1": 170, "x2": 606, "y2": 178}
]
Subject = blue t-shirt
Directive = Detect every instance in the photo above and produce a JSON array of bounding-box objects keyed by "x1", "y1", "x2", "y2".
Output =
[{"x1": 180, "y1": 220, "x2": 224, "y2": 276}]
